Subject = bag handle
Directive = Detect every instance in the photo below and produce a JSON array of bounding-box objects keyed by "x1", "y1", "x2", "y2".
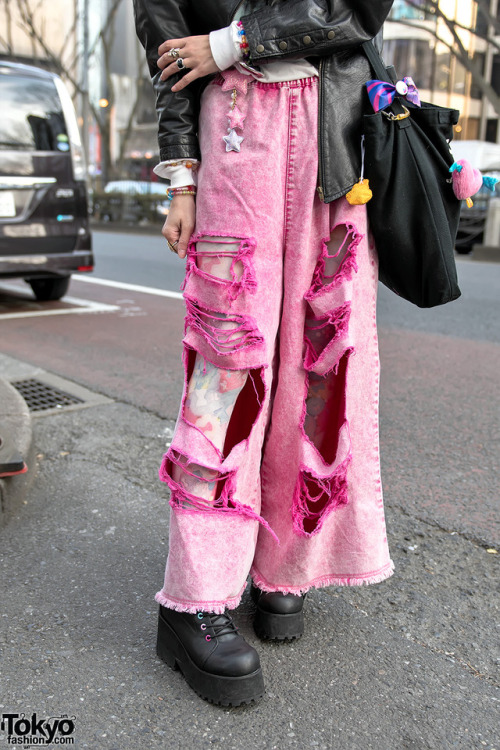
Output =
[{"x1": 361, "y1": 40, "x2": 396, "y2": 83}]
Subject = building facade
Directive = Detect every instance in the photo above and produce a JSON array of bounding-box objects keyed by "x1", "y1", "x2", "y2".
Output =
[{"x1": 384, "y1": 0, "x2": 500, "y2": 142}]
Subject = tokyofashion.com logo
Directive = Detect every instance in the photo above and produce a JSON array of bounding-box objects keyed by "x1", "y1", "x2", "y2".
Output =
[{"x1": 1, "y1": 713, "x2": 75, "y2": 745}]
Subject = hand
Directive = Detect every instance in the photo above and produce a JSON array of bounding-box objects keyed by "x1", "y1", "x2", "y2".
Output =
[
  {"x1": 157, "y1": 35, "x2": 219, "y2": 93},
  {"x1": 162, "y1": 194, "x2": 196, "y2": 259}
]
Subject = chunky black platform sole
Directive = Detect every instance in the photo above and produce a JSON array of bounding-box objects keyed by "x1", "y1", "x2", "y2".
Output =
[
  {"x1": 156, "y1": 611, "x2": 265, "y2": 707},
  {"x1": 253, "y1": 608, "x2": 304, "y2": 641},
  {"x1": 251, "y1": 586, "x2": 305, "y2": 641}
]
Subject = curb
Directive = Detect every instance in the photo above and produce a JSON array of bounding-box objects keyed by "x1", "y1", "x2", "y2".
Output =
[
  {"x1": 472, "y1": 244, "x2": 500, "y2": 262},
  {"x1": 0, "y1": 379, "x2": 35, "y2": 527}
]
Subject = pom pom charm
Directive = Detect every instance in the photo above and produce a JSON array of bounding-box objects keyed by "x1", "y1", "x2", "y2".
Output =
[
  {"x1": 449, "y1": 160, "x2": 483, "y2": 207},
  {"x1": 346, "y1": 179, "x2": 373, "y2": 205},
  {"x1": 482, "y1": 175, "x2": 499, "y2": 192}
]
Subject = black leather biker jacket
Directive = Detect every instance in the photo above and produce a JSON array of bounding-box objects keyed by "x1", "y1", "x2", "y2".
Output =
[{"x1": 134, "y1": 0, "x2": 394, "y2": 202}]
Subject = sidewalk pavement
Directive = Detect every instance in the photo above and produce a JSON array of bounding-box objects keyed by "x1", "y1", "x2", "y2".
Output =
[{"x1": 0, "y1": 357, "x2": 498, "y2": 750}]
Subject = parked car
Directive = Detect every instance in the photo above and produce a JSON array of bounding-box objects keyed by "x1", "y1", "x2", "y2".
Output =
[
  {"x1": 451, "y1": 141, "x2": 500, "y2": 254},
  {"x1": 455, "y1": 174, "x2": 500, "y2": 254},
  {"x1": 0, "y1": 61, "x2": 93, "y2": 300},
  {"x1": 92, "y1": 180, "x2": 170, "y2": 224}
]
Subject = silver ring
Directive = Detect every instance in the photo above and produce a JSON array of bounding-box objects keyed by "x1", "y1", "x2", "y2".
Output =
[
  {"x1": 168, "y1": 48, "x2": 181, "y2": 59},
  {"x1": 176, "y1": 58, "x2": 186, "y2": 70},
  {"x1": 167, "y1": 240, "x2": 178, "y2": 253}
]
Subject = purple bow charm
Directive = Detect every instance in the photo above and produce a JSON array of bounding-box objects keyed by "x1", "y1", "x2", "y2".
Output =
[{"x1": 366, "y1": 77, "x2": 421, "y2": 113}]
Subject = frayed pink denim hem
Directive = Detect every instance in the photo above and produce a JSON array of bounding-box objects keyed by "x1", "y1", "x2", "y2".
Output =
[
  {"x1": 155, "y1": 582, "x2": 247, "y2": 615},
  {"x1": 251, "y1": 560, "x2": 395, "y2": 596}
]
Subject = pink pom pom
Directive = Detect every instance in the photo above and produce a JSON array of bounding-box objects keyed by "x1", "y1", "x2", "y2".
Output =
[{"x1": 450, "y1": 159, "x2": 483, "y2": 200}]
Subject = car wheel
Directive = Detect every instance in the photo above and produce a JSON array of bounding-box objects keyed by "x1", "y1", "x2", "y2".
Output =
[{"x1": 28, "y1": 276, "x2": 71, "y2": 301}]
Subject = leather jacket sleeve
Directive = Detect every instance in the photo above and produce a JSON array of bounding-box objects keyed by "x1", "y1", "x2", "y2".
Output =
[
  {"x1": 242, "y1": 0, "x2": 393, "y2": 63},
  {"x1": 133, "y1": 0, "x2": 202, "y2": 161}
]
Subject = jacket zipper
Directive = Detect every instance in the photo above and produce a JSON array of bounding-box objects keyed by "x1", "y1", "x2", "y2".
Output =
[{"x1": 317, "y1": 57, "x2": 325, "y2": 202}]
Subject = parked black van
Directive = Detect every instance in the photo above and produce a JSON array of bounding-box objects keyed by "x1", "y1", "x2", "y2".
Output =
[{"x1": 0, "y1": 62, "x2": 93, "y2": 300}]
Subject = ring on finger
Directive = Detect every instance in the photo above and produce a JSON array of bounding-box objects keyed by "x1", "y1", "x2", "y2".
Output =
[
  {"x1": 176, "y1": 58, "x2": 187, "y2": 70},
  {"x1": 167, "y1": 240, "x2": 178, "y2": 253},
  {"x1": 168, "y1": 47, "x2": 181, "y2": 59}
]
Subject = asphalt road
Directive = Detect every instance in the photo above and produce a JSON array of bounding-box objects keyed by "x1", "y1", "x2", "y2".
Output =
[{"x1": 92, "y1": 228, "x2": 186, "y2": 292}]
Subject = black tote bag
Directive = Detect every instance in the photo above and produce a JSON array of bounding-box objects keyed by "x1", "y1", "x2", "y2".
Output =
[{"x1": 361, "y1": 41, "x2": 462, "y2": 308}]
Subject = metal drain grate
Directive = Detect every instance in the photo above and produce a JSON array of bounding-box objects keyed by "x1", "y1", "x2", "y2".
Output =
[{"x1": 12, "y1": 378, "x2": 85, "y2": 412}]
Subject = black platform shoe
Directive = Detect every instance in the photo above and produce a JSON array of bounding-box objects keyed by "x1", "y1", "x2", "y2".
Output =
[
  {"x1": 156, "y1": 604, "x2": 264, "y2": 706},
  {"x1": 251, "y1": 584, "x2": 306, "y2": 641}
]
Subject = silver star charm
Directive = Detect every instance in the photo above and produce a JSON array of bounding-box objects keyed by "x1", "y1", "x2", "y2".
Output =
[{"x1": 223, "y1": 128, "x2": 244, "y2": 153}]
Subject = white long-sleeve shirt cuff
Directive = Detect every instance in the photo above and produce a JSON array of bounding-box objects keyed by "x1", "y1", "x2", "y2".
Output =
[
  {"x1": 153, "y1": 162, "x2": 198, "y2": 188},
  {"x1": 209, "y1": 24, "x2": 241, "y2": 71}
]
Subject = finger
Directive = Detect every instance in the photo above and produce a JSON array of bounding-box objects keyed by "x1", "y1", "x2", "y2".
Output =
[
  {"x1": 162, "y1": 223, "x2": 180, "y2": 246},
  {"x1": 160, "y1": 58, "x2": 193, "y2": 82},
  {"x1": 171, "y1": 69, "x2": 198, "y2": 93},
  {"x1": 158, "y1": 38, "x2": 188, "y2": 56},
  {"x1": 157, "y1": 47, "x2": 186, "y2": 71},
  {"x1": 177, "y1": 222, "x2": 194, "y2": 259}
]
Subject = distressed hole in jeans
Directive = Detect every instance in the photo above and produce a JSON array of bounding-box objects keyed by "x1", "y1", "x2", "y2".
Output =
[
  {"x1": 163, "y1": 449, "x2": 279, "y2": 540},
  {"x1": 195, "y1": 236, "x2": 244, "y2": 281},
  {"x1": 186, "y1": 234, "x2": 257, "y2": 298},
  {"x1": 303, "y1": 351, "x2": 349, "y2": 465},
  {"x1": 222, "y1": 367, "x2": 265, "y2": 457},
  {"x1": 167, "y1": 452, "x2": 242, "y2": 513},
  {"x1": 303, "y1": 302, "x2": 351, "y2": 372},
  {"x1": 293, "y1": 461, "x2": 350, "y2": 536},
  {"x1": 185, "y1": 296, "x2": 264, "y2": 355},
  {"x1": 182, "y1": 348, "x2": 265, "y2": 458},
  {"x1": 183, "y1": 348, "x2": 248, "y2": 453},
  {"x1": 169, "y1": 450, "x2": 220, "y2": 506},
  {"x1": 307, "y1": 223, "x2": 359, "y2": 299}
]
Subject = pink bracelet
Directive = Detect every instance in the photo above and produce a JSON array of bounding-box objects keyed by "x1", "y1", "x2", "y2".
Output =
[{"x1": 167, "y1": 185, "x2": 197, "y2": 199}]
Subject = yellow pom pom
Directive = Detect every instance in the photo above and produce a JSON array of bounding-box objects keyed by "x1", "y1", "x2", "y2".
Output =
[{"x1": 346, "y1": 179, "x2": 373, "y2": 205}]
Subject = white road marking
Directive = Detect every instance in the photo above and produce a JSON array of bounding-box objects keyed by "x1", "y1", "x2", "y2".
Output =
[
  {"x1": 0, "y1": 283, "x2": 119, "y2": 319},
  {"x1": 73, "y1": 275, "x2": 184, "y2": 300}
]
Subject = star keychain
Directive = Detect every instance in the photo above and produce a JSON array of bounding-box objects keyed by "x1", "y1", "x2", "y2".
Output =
[
  {"x1": 223, "y1": 128, "x2": 244, "y2": 152},
  {"x1": 221, "y1": 69, "x2": 249, "y2": 153},
  {"x1": 227, "y1": 105, "x2": 246, "y2": 130},
  {"x1": 220, "y1": 69, "x2": 249, "y2": 95}
]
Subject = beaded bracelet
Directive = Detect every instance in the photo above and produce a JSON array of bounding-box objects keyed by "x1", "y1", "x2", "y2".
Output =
[
  {"x1": 236, "y1": 21, "x2": 250, "y2": 63},
  {"x1": 163, "y1": 160, "x2": 197, "y2": 169},
  {"x1": 167, "y1": 185, "x2": 197, "y2": 199}
]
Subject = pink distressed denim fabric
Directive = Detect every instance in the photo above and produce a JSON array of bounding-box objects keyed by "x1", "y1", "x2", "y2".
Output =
[{"x1": 156, "y1": 72, "x2": 394, "y2": 614}]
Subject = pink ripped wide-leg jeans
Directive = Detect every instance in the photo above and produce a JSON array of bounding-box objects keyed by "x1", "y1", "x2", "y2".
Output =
[{"x1": 156, "y1": 73, "x2": 394, "y2": 614}]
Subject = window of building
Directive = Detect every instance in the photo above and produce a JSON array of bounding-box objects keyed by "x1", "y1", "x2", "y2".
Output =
[
  {"x1": 383, "y1": 39, "x2": 434, "y2": 89},
  {"x1": 470, "y1": 52, "x2": 485, "y2": 99},
  {"x1": 492, "y1": 54, "x2": 500, "y2": 96},
  {"x1": 390, "y1": 0, "x2": 434, "y2": 21}
]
